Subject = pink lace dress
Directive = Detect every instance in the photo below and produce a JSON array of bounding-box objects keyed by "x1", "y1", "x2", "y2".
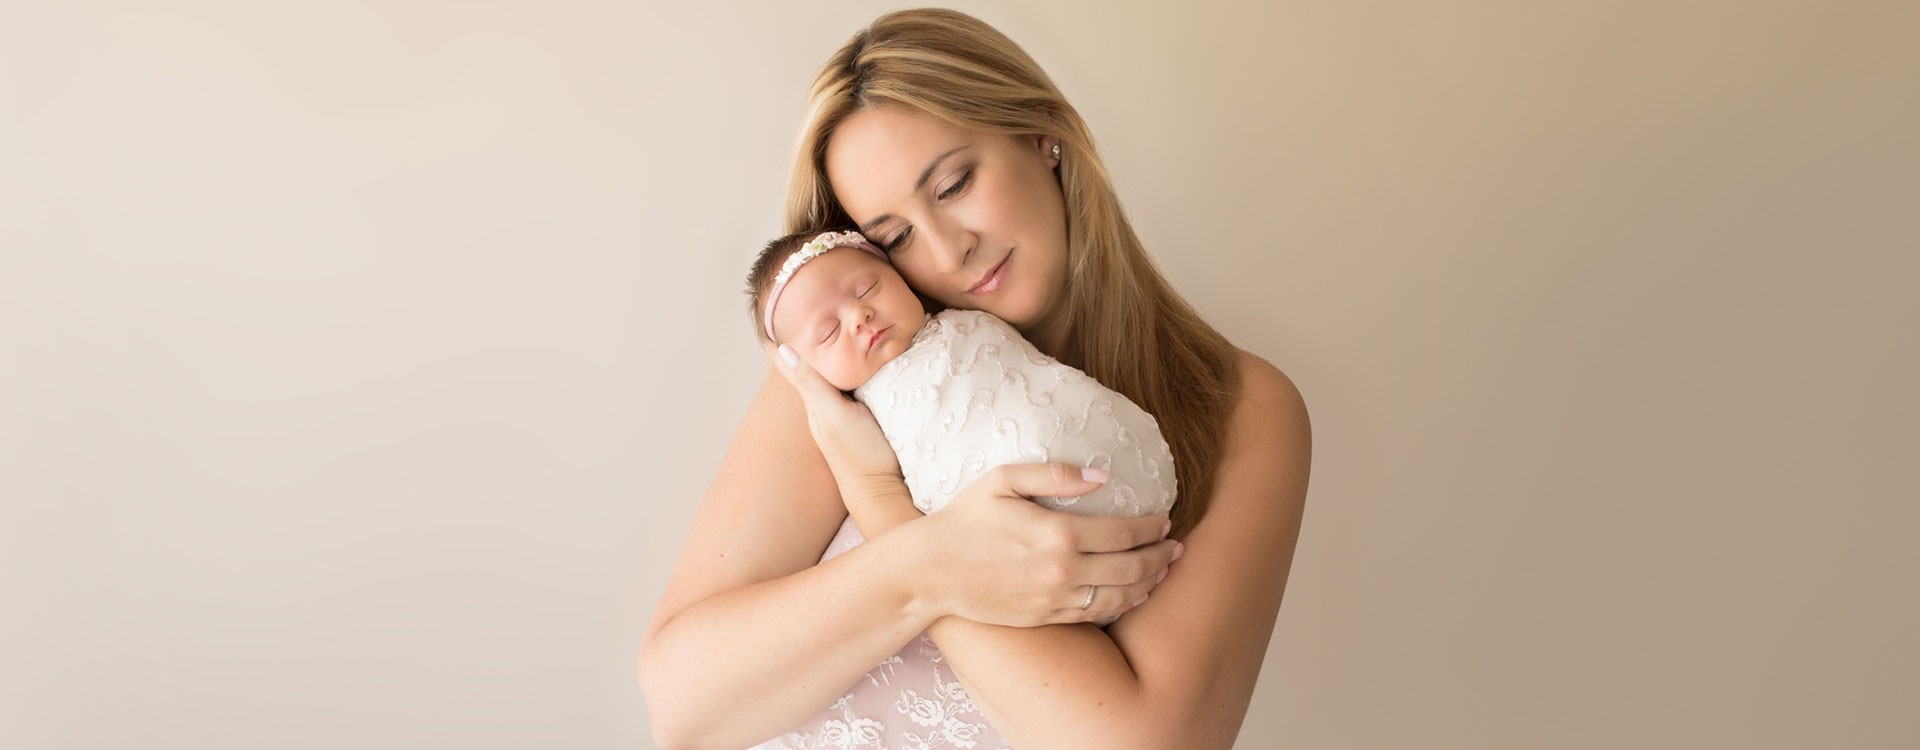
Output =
[{"x1": 748, "y1": 518, "x2": 1013, "y2": 750}]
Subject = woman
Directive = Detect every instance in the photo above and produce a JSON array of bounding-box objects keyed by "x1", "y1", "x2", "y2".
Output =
[{"x1": 640, "y1": 9, "x2": 1310, "y2": 748}]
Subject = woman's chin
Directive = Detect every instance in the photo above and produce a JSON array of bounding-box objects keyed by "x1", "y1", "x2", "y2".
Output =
[
  {"x1": 997, "y1": 295, "x2": 1049, "y2": 330},
  {"x1": 939, "y1": 288, "x2": 1044, "y2": 329}
]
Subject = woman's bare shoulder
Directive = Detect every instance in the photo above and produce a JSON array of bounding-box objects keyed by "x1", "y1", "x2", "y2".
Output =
[
  {"x1": 1214, "y1": 348, "x2": 1310, "y2": 533},
  {"x1": 1097, "y1": 348, "x2": 1310, "y2": 729},
  {"x1": 1219, "y1": 348, "x2": 1302, "y2": 447},
  {"x1": 1232, "y1": 349, "x2": 1308, "y2": 431}
]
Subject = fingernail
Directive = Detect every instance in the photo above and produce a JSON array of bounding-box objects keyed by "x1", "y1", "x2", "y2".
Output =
[
  {"x1": 1171, "y1": 542, "x2": 1184, "y2": 561},
  {"x1": 1081, "y1": 467, "x2": 1109, "y2": 483},
  {"x1": 778, "y1": 344, "x2": 798, "y2": 369},
  {"x1": 1156, "y1": 569, "x2": 1168, "y2": 583},
  {"x1": 1161, "y1": 519, "x2": 1172, "y2": 537},
  {"x1": 1131, "y1": 594, "x2": 1149, "y2": 608}
]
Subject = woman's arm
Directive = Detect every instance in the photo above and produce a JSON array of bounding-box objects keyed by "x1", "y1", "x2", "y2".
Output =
[
  {"x1": 638, "y1": 369, "x2": 937, "y2": 749},
  {"x1": 849, "y1": 352, "x2": 1313, "y2": 749},
  {"x1": 771, "y1": 344, "x2": 1179, "y2": 628},
  {"x1": 640, "y1": 364, "x2": 1181, "y2": 749}
]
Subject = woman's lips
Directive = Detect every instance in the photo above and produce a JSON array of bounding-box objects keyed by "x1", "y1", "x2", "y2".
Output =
[{"x1": 970, "y1": 251, "x2": 1013, "y2": 295}]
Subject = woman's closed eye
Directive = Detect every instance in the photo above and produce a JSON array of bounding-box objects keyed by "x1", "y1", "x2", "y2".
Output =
[
  {"x1": 882, "y1": 167, "x2": 974, "y2": 252},
  {"x1": 937, "y1": 168, "x2": 973, "y2": 200},
  {"x1": 883, "y1": 227, "x2": 912, "y2": 253}
]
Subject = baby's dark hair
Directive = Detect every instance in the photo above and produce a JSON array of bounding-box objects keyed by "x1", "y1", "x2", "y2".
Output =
[{"x1": 745, "y1": 228, "x2": 836, "y2": 343}]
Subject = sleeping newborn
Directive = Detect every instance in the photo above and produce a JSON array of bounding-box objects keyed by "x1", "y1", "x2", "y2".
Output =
[{"x1": 747, "y1": 229, "x2": 1175, "y2": 547}]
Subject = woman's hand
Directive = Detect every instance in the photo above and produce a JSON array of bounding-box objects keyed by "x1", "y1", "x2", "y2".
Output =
[
  {"x1": 773, "y1": 343, "x2": 1179, "y2": 627},
  {"x1": 918, "y1": 463, "x2": 1181, "y2": 627},
  {"x1": 770, "y1": 344, "x2": 908, "y2": 511}
]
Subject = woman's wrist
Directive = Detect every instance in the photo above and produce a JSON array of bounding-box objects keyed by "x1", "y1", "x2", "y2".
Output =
[{"x1": 863, "y1": 514, "x2": 948, "y2": 624}]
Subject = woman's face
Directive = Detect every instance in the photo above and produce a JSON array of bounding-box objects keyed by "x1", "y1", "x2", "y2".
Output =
[{"x1": 824, "y1": 106, "x2": 1070, "y2": 347}]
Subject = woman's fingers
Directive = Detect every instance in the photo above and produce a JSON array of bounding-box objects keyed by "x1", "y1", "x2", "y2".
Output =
[
  {"x1": 906, "y1": 462, "x2": 1181, "y2": 627},
  {"x1": 1058, "y1": 533, "x2": 1179, "y2": 623},
  {"x1": 770, "y1": 343, "x2": 841, "y2": 408},
  {"x1": 1066, "y1": 513, "x2": 1173, "y2": 554},
  {"x1": 1091, "y1": 575, "x2": 1158, "y2": 614},
  {"x1": 1058, "y1": 574, "x2": 1162, "y2": 623},
  {"x1": 986, "y1": 462, "x2": 1112, "y2": 504},
  {"x1": 767, "y1": 342, "x2": 903, "y2": 481},
  {"x1": 982, "y1": 465, "x2": 1171, "y2": 551},
  {"x1": 1076, "y1": 538, "x2": 1181, "y2": 586},
  {"x1": 769, "y1": 343, "x2": 856, "y2": 429}
]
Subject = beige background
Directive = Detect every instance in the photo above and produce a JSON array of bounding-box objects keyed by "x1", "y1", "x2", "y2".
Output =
[{"x1": 4, "y1": 1, "x2": 1915, "y2": 748}]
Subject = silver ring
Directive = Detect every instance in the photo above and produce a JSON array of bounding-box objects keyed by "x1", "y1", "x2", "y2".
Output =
[{"x1": 1080, "y1": 585, "x2": 1097, "y2": 610}]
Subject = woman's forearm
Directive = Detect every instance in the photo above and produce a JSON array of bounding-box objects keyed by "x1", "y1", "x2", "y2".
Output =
[
  {"x1": 640, "y1": 523, "x2": 937, "y2": 750},
  {"x1": 840, "y1": 478, "x2": 1169, "y2": 748}
]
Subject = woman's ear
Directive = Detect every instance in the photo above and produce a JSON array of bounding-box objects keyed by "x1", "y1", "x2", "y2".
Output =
[{"x1": 1038, "y1": 135, "x2": 1061, "y2": 168}]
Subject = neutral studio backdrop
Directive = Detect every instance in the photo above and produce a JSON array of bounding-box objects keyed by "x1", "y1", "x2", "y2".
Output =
[{"x1": 3, "y1": 1, "x2": 1915, "y2": 748}]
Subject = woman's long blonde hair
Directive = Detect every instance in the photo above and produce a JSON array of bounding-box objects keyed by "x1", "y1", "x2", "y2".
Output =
[{"x1": 787, "y1": 8, "x2": 1240, "y2": 538}]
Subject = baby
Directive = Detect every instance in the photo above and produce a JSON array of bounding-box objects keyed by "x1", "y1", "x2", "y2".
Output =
[{"x1": 746, "y1": 229, "x2": 1177, "y2": 531}]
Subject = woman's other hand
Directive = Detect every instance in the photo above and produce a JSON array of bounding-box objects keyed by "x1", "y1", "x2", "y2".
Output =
[
  {"x1": 771, "y1": 343, "x2": 903, "y2": 494},
  {"x1": 921, "y1": 463, "x2": 1181, "y2": 627}
]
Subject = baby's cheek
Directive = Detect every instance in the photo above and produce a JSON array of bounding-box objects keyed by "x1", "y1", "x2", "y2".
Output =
[
  {"x1": 817, "y1": 358, "x2": 856, "y2": 393},
  {"x1": 852, "y1": 362, "x2": 885, "y2": 390}
]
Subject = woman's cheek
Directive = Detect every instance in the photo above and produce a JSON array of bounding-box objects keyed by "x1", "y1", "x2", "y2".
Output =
[
  {"x1": 1010, "y1": 284, "x2": 1047, "y2": 327},
  {"x1": 910, "y1": 264, "x2": 968, "y2": 308}
]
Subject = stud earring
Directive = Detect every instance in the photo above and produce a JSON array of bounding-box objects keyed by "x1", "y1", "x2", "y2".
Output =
[{"x1": 1051, "y1": 143, "x2": 1062, "y2": 160}]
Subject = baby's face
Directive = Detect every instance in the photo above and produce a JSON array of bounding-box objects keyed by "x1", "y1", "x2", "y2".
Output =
[{"x1": 770, "y1": 248, "x2": 926, "y2": 391}]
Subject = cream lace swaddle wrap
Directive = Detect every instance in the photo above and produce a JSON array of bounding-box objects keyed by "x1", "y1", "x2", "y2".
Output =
[
  {"x1": 852, "y1": 309, "x2": 1177, "y2": 518},
  {"x1": 751, "y1": 312, "x2": 1175, "y2": 749}
]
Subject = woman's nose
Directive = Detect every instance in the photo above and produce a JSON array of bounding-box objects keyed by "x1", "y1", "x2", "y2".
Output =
[{"x1": 922, "y1": 221, "x2": 975, "y2": 275}]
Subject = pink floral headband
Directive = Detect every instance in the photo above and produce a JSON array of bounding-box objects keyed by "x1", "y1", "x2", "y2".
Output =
[{"x1": 762, "y1": 230, "x2": 888, "y2": 341}]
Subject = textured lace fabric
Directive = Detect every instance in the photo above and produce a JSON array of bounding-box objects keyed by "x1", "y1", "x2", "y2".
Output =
[
  {"x1": 855, "y1": 309, "x2": 1177, "y2": 519},
  {"x1": 751, "y1": 519, "x2": 1010, "y2": 750},
  {"x1": 749, "y1": 310, "x2": 1177, "y2": 749}
]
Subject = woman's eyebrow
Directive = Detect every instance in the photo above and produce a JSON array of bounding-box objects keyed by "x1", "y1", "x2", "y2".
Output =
[{"x1": 859, "y1": 145, "x2": 970, "y2": 233}]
